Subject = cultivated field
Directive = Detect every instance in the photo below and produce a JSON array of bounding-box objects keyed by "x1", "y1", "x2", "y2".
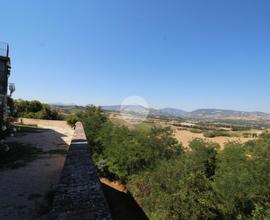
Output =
[
  {"x1": 109, "y1": 113, "x2": 267, "y2": 149},
  {"x1": 172, "y1": 128, "x2": 255, "y2": 149}
]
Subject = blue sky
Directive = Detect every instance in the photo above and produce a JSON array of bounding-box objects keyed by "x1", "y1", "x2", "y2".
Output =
[{"x1": 1, "y1": 0, "x2": 270, "y2": 112}]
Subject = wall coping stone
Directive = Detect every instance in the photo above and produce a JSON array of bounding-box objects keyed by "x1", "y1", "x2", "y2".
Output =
[{"x1": 49, "y1": 122, "x2": 113, "y2": 220}]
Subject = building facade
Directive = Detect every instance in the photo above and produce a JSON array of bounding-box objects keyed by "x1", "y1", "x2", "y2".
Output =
[{"x1": 0, "y1": 42, "x2": 11, "y2": 129}]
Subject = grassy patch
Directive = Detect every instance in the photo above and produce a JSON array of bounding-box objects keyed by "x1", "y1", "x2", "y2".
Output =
[
  {"x1": 110, "y1": 117, "x2": 129, "y2": 126},
  {"x1": 133, "y1": 122, "x2": 155, "y2": 134},
  {"x1": 189, "y1": 128, "x2": 202, "y2": 133},
  {"x1": 0, "y1": 142, "x2": 43, "y2": 169}
]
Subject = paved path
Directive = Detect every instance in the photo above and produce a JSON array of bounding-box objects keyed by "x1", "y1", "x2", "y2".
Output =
[{"x1": 0, "y1": 120, "x2": 74, "y2": 220}]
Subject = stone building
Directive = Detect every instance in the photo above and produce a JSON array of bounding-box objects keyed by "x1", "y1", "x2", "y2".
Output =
[{"x1": 0, "y1": 42, "x2": 12, "y2": 129}]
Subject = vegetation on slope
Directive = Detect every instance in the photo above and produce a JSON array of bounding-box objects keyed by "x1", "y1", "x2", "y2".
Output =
[{"x1": 70, "y1": 106, "x2": 270, "y2": 219}]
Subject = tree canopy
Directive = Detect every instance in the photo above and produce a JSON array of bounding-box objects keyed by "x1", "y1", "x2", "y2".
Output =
[
  {"x1": 72, "y1": 106, "x2": 270, "y2": 219},
  {"x1": 13, "y1": 99, "x2": 62, "y2": 120}
]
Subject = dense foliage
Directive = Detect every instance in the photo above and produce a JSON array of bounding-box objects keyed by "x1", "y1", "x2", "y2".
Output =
[
  {"x1": 14, "y1": 99, "x2": 62, "y2": 120},
  {"x1": 74, "y1": 106, "x2": 270, "y2": 219},
  {"x1": 74, "y1": 106, "x2": 182, "y2": 181},
  {"x1": 65, "y1": 114, "x2": 79, "y2": 127}
]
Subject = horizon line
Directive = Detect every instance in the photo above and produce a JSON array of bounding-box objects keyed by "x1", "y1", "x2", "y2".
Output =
[{"x1": 48, "y1": 102, "x2": 270, "y2": 114}]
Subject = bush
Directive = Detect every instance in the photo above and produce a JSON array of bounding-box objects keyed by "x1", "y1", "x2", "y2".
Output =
[
  {"x1": 203, "y1": 130, "x2": 231, "y2": 138},
  {"x1": 65, "y1": 114, "x2": 79, "y2": 127},
  {"x1": 97, "y1": 125, "x2": 182, "y2": 181},
  {"x1": 71, "y1": 105, "x2": 270, "y2": 219},
  {"x1": 128, "y1": 139, "x2": 219, "y2": 219},
  {"x1": 242, "y1": 132, "x2": 258, "y2": 138},
  {"x1": 14, "y1": 99, "x2": 62, "y2": 120},
  {"x1": 190, "y1": 128, "x2": 202, "y2": 133},
  {"x1": 74, "y1": 106, "x2": 182, "y2": 181}
]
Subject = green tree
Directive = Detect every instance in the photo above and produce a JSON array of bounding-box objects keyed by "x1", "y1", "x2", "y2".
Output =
[
  {"x1": 14, "y1": 99, "x2": 62, "y2": 120},
  {"x1": 28, "y1": 100, "x2": 43, "y2": 112},
  {"x1": 212, "y1": 138, "x2": 270, "y2": 219}
]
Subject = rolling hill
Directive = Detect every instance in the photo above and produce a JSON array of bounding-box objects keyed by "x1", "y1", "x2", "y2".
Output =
[{"x1": 50, "y1": 104, "x2": 270, "y2": 121}]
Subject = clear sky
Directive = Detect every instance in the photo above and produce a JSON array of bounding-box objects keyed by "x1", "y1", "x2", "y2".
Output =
[{"x1": 1, "y1": 0, "x2": 270, "y2": 112}]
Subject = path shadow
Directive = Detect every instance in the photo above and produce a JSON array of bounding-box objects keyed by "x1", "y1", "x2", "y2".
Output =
[
  {"x1": 0, "y1": 122, "x2": 73, "y2": 219},
  {"x1": 5, "y1": 124, "x2": 72, "y2": 152},
  {"x1": 101, "y1": 183, "x2": 149, "y2": 220}
]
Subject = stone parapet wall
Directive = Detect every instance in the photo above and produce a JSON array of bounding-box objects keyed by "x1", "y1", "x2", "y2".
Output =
[{"x1": 49, "y1": 122, "x2": 112, "y2": 220}]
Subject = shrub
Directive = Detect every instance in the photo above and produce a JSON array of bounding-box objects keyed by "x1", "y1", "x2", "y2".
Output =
[
  {"x1": 70, "y1": 105, "x2": 270, "y2": 219},
  {"x1": 14, "y1": 99, "x2": 62, "y2": 120},
  {"x1": 75, "y1": 105, "x2": 182, "y2": 181},
  {"x1": 190, "y1": 128, "x2": 202, "y2": 133},
  {"x1": 128, "y1": 140, "x2": 219, "y2": 219},
  {"x1": 203, "y1": 130, "x2": 231, "y2": 138},
  {"x1": 65, "y1": 114, "x2": 79, "y2": 127}
]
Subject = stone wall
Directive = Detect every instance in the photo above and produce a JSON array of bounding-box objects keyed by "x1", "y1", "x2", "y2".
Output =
[{"x1": 48, "y1": 122, "x2": 112, "y2": 220}]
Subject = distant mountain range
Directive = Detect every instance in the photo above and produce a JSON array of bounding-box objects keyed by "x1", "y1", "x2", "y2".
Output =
[
  {"x1": 50, "y1": 103, "x2": 270, "y2": 121},
  {"x1": 101, "y1": 105, "x2": 270, "y2": 121}
]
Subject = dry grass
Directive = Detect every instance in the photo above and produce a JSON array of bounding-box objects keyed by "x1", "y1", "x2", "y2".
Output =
[{"x1": 173, "y1": 128, "x2": 255, "y2": 149}]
